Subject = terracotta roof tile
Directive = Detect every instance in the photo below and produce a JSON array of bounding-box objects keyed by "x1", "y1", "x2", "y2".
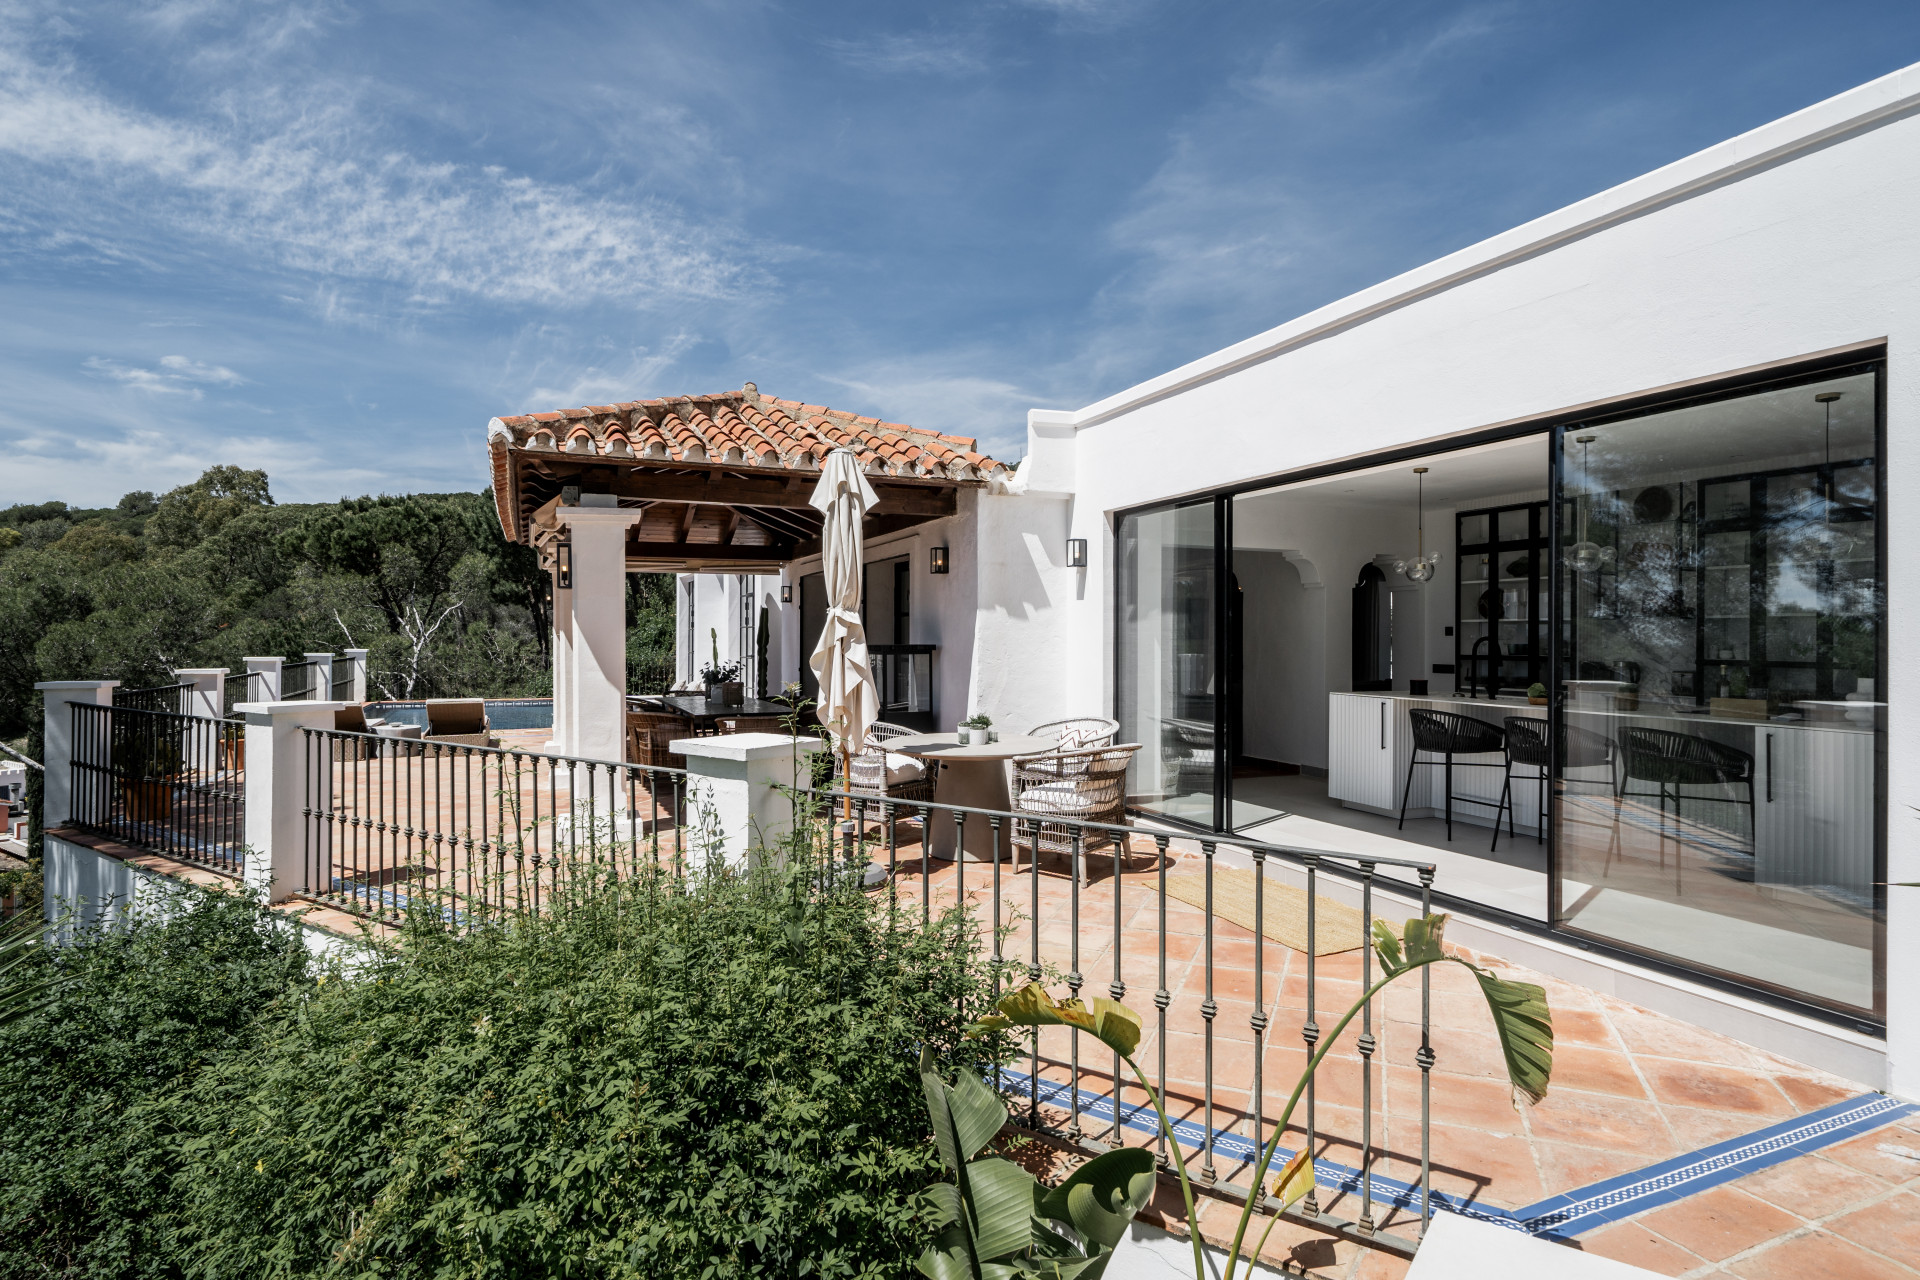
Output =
[{"x1": 487, "y1": 384, "x2": 1011, "y2": 537}]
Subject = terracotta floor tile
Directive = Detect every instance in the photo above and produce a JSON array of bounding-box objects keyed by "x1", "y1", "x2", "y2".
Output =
[
  {"x1": 1532, "y1": 1141, "x2": 1656, "y2": 1198},
  {"x1": 1349, "y1": 1247, "x2": 1414, "y2": 1279},
  {"x1": 1822, "y1": 1124, "x2": 1920, "y2": 1182},
  {"x1": 1827, "y1": 1191, "x2": 1920, "y2": 1268},
  {"x1": 1527, "y1": 1089, "x2": 1675, "y2": 1156},
  {"x1": 1419, "y1": 1122, "x2": 1546, "y2": 1207},
  {"x1": 1660, "y1": 1104, "x2": 1786, "y2": 1153},
  {"x1": 1579, "y1": 1219, "x2": 1705, "y2": 1277},
  {"x1": 1771, "y1": 1074, "x2": 1863, "y2": 1112},
  {"x1": 1730, "y1": 1152, "x2": 1891, "y2": 1221},
  {"x1": 1636, "y1": 1058, "x2": 1795, "y2": 1118},
  {"x1": 1608, "y1": 1008, "x2": 1769, "y2": 1071},
  {"x1": 1726, "y1": 1229, "x2": 1917, "y2": 1280},
  {"x1": 1635, "y1": 1185, "x2": 1803, "y2": 1263},
  {"x1": 1388, "y1": 1067, "x2": 1529, "y2": 1137},
  {"x1": 1550, "y1": 1045, "x2": 1650, "y2": 1100}
]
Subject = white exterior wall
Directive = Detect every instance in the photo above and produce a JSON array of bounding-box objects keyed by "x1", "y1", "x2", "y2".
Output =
[
  {"x1": 995, "y1": 67, "x2": 1920, "y2": 1093},
  {"x1": 677, "y1": 571, "x2": 785, "y2": 695}
]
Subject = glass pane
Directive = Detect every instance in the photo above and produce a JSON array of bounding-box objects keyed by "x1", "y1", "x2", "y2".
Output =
[
  {"x1": 1458, "y1": 512, "x2": 1490, "y2": 546},
  {"x1": 1497, "y1": 507, "x2": 1531, "y2": 544},
  {"x1": 1555, "y1": 371, "x2": 1882, "y2": 1017},
  {"x1": 1118, "y1": 503, "x2": 1218, "y2": 825}
]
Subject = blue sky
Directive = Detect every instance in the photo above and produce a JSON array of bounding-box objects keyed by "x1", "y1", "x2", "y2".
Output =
[{"x1": 5, "y1": 1, "x2": 1919, "y2": 506}]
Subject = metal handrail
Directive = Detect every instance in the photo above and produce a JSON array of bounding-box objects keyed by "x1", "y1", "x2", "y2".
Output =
[
  {"x1": 68, "y1": 701, "x2": 246, "y2": 877},
  {"x1": 796, "y1": 781, "x2": 1439, "y2": 1260}
]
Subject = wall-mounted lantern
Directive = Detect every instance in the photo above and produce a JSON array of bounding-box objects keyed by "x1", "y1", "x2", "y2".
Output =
[
  {"x1": 1066, "y1": 538, "x2": 1088, "y2": 568},
  {"x1": 780, "y1": 582, "x2": 793, "y2": 603},
  {"x1": 556, "y1": 542, "x2": 573, "y2": 590},
  {"x1": 929, "y1": 546, "x2": 949, "y2": 575}
]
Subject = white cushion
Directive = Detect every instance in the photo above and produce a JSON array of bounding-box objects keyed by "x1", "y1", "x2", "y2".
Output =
[
  {"x1": 1017, "y1": 781, "x2": 1100, "y2": 814},
  {"x1": 883, "y1": 752, "x2": 926, "y2": 785}
]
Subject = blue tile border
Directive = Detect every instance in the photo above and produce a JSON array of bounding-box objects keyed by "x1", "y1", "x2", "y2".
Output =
[{"x1": 994, "y1": 1068, "x2": 1915, "y2": 1239}]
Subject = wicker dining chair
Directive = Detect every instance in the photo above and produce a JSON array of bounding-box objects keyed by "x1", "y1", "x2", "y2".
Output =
[
  {"x1": 839, "y1": 720, "x2": 938, "y2": 807},
  {"x1": 1026, "y1": 717, "x2": 1121, "y2": 751},
  {"x1": 1009, "y1": 743, "x2": 1141, "y2": 882},
  {"x1": 719, "y1": 716, "x2": 787, "y2": 734},
  {"x1": 626, "y1": 710, "x2": 691, "y2": 796}
]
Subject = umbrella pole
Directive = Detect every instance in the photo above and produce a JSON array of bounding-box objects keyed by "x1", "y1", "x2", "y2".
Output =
[{"x1": 840, "y1": 742, "x2": 851, "y2": 823}]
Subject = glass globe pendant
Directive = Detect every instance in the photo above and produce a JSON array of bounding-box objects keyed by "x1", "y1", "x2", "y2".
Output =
[
  {"x1": 1394, "y1": 466, "x2": 1441, "y2": 582},
  {"x1": 1563, "y1": 434, "x2": 1615, "y2": 576}
]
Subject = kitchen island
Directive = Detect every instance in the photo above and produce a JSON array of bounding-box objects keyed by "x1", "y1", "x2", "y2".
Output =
[{"x1": 1325, "y1": 690, "x2": 1874, "y2": 893}]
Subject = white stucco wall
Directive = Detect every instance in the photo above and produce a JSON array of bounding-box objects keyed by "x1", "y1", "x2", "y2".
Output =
[{"x1": 1008, "y1": 66, "x2": 1920, "y2": 1093}]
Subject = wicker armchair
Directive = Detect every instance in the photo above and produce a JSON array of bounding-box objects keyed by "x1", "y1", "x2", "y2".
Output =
[
  {"x1": 1027, "y1": 717, "x2": 1120, "y2": 751},
  {"x1": 839, "y1": 720, "x2": 937, "y2": 807},
  {"x1": 626, "y1": 710, "x2": 691, "y2": 796},
  {"x1": 1009, "y1": 743, "x2": 1141, "y2": 880}
]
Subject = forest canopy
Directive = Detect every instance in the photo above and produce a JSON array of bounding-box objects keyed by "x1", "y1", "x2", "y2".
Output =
[{"x1": 0, "y1": 468, "x2": 674, "y2": 740}]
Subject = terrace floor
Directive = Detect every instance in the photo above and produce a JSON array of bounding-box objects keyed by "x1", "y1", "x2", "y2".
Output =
[{"x1": 862, "y1": 819, "x2": 1917, "y2": 1280}]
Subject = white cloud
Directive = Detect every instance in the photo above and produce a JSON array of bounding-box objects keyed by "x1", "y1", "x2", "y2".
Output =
[
  {"x1": 82, "y1": 354, "x2": 245, "y2": 396},
  {"x1": 0, "y1": 21, "x2": 763, "y2": 309},
  {"x1": 819, "y1": 365, "x2": 1040, "y2": 458},
  {"x1": 822, "y1": 32, "x2": 988, "y2": 77}
]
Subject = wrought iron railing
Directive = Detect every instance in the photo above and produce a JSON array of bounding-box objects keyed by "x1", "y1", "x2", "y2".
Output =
[
  {"x1": 331, "y1": 661, "x2": 356, "y2": 702},
  {"x1": 281, "y1": 659, "x2": 319, "y2": 701},
  {"x1": 797, "y1": 783, "x2": 1441, "y2": 1260},
  {"x1": 114, "y1": 681, "x2": 193, "y2": 715},
  {"x1": 69, "y1": 702, "x2": 246, "y2": 876},
  {"x1": 298, "y1": 730, "x2": 695, "y2": 926}
]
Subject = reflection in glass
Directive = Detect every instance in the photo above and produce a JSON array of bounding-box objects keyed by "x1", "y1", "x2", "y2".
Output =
[
  {"x1": 1117, "y1": 503, "x2": 1218, "y2": 825},
  {"x1": 1555, "y1": 370, "x2": 1882, "y2": 1016}
]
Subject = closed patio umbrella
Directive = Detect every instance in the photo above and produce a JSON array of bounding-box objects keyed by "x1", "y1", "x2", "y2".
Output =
[{"x1": 808, "y1": 448, "x2": 881, "y2": 820}]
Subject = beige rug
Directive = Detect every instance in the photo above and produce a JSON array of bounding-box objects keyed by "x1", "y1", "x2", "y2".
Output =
[{"x1": 1160, "y1": 866, "x2": 1368, "y2": 956}]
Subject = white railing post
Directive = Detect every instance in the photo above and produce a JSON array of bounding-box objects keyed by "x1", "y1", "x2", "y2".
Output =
[
  {"x1": 174, "y1": 668, "x2": 227, "y2": 720},
  {"x1": 244, "y1": 657, "x2": 284, "y2": 703},
  {"x1": 236, "y1": 699, "x2": 342, "y2": 903},
  {"x1": 33, "y1": 680, "x2": 118, "y2": 830},
  {"x1": 342, "y1": 649, "x2": 369, "y2": 703},
  {"x1": 672, "y1": 733, "x2": 823, "y2": 867},
  {"x1": 305, "y1": 653, "x2": 335, "y2": 702}
]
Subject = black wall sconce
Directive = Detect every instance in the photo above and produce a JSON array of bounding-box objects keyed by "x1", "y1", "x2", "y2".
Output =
[
  {"x1": 555, "y1": 542, "x2": 573, "y2": 590},
  {"x1": 928, "y1": 546, "x2": 949, "y2": 574},
  {"x1": 780, "y1": 582, "x2": 793, "y2": 603},
  {"x1": 1066, "y1": 538, "x2": 1088, "y2": 568}
]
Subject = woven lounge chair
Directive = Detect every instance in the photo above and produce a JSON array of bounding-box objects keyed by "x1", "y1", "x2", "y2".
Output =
[
  {"x1": 331, "y1": 704, "x2": 378, "y2": 760},
  {"x1": 423, "y1": 698, "x2": 493, "y2": 748},
  {"x1": 1009, "y1": 743, "x2": 1140, "y2": 882},
  {"x1": 719, "y1": 716, "x2": 787, "y2": 734},
  {"x1": 1027, "y1": 717, "x2": 1120, "y2": 751}
]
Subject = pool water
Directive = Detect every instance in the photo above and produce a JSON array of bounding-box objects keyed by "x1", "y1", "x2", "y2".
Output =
[{"x1": 367, "y1": 698, "x2": 553, "y2": 731}]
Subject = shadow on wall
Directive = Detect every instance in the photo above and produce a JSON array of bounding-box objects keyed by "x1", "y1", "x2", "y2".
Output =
[{"x1": 1238, "y1": 550, "x2": 1327, "y2": 771}]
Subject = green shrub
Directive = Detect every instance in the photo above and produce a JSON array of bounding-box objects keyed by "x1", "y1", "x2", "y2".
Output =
[
  {"x1": 174, "y1": 861, "x2": 998, "y2": 1278},
  {"x1": 0, "y1": 886, "x2": 311, "y2": 1280}
]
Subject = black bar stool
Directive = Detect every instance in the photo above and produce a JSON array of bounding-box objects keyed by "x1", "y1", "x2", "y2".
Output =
[
  {"x1": 1400, "y1": 709, "x2": 1507, "y2": 840},
  {"x1": 1605, "y1": 726, "x2": 1755, "y2": 888},
  {"x1": 1492, "y1": 716, "x2": 1616, "y2": 852}
]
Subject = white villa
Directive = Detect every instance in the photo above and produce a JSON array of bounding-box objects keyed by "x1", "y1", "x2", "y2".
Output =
[{"x1": 487, "y1": 64, "x2": 1920, "y2": 1096}]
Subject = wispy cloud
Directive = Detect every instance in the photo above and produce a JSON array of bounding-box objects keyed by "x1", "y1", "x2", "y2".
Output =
[
  {"x1": 0, "y1": 19, "x2": 763, "y2": 309},
  {"x1": 822, "y1": 32, "x2": 989, "y2": 77},
  {"x1": 83, "y1": 354, "x2": 247, "y2": 397}
]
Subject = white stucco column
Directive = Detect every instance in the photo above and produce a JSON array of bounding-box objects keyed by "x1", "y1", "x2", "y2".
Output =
[
  {"x1": 244, "y1": 657, "x2": 284, "y2": 703},
  {"x1": 341, "y1": 649, "x2": 369, "y2": 702},
  {"x1": 236, "y1": 700, "x2": 342, "y2": 902},
  {"x1": 174, "y1": 669, "x2": 228, "y2": 719},
  {"x1": 548, "y1": 561, "x2": 573, "y2": 752},
  {"x1": 555, "y1": 504, "x2": 640, "y2": 763},
  {"x1": 34, "y1": 680, "x2": 118, "y2": 830},
  {"x1": 673, "y1": 733, "x2": 823, "y2": 867},
  {"x1": 304, "y1": 653, "x2": 335, "y2": 701}
]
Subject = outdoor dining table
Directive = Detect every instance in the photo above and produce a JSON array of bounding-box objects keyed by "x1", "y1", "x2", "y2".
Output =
[
  {"x1": 886, "y1": 731, "x2": 1059, "y2": 862},
  {"x1": 650, "y1": 695, "x2": 794, "y2": 731}
]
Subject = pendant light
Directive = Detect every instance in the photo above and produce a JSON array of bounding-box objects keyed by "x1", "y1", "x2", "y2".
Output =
[
  {"x1": 1816, "y1": 391, "x2": 1842, "y2": 518},
  {"x1": 1393, "y1": 467, "x2": 1439, "y2": 581},
  {"x1": 1564, "y1": 434, "x2": 1616, "y2": 575}
]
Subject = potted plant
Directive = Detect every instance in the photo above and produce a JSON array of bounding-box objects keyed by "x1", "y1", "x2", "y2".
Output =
[
  {"x1": 701, "y1": 628, "x2": 745, "y2": 705},
  {"x1": 1527, "y1": 682, "x2": 1548, "y2": 706},
  {"x1": 119, "y1": 729, "x2": 184, "y2": 822},
  {"x1": 958, "y1": 713, "x2": 993, "y2": 745}
]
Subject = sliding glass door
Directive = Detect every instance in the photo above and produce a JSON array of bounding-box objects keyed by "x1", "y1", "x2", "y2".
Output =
[
  {"x1": 1552, "y1": 364, "x2": 1884, "y2": 1019},
  {"x1": 1116, "y1": 500, "x2": 1222, "y2": 827}
]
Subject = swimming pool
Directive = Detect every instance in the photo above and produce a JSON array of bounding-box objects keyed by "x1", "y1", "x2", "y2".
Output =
[{"x1": 367, "y1": 698, "x2": 553, "y2": 731}]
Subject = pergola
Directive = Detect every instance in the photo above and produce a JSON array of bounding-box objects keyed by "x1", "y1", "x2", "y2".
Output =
[{"x1": 488, "y1": 382, "x2": 1011, "y2": 760}]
